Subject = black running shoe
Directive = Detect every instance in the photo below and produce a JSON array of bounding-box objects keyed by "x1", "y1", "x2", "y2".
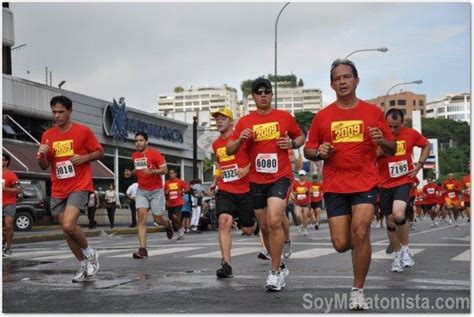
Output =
[
  {"x1": 166, "y1": 221, "x2": 174, "y2": 240},
  {"x1": 216, "y1": 262, "x2": 233, "y2": 278}
]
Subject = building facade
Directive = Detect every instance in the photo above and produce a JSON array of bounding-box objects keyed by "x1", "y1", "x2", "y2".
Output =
[
  {"x1": 367, "y1": 91, "x2": 426, "y2": 119},
  {"x1": 3, "y1": 75, "x2": 205, "y2": 196},
  {"x1": 426, "y1": 93, "x2": 470, "y2": 123},
  {"x1": 157, "y1": 86, "x2": 239, "y2": 130},
  {"x1": 246, "y1": 87, "x2": 323, "y2": 115}
]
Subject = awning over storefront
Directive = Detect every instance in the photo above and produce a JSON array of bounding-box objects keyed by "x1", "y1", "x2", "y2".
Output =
[{"x1": 3, "y1": 140, "x2": 115, "y2": 180}]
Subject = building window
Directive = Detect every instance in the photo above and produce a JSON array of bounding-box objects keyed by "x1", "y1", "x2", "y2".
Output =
[
  {"x1": 420, "y1": 110, "x2": 424, "y2": 115},
  {"x1": 413, "y1": 100, "x2": 416, "y2": 106},
  {"x1": 175, "y1": 96, "x2": 183, "y2": 100},
  {"x1": 390, "y1": 100, "x2": 396, "y2": 107},
  {"x1": 419, "y1": 100, "x2": 424, "y2": 106},
  {"x1": 201, "y1": 101, "x2": 209, "y2": 105},
  {"x1": 381, "y1": 102, "x2": 384, "y2": 108},
  {"x1": 397, "y1": 99, "x2": 407, "y2": 106}
]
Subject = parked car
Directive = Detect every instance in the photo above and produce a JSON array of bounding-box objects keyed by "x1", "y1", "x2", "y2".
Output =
[{"x1": 15, "y1": 182, "x2": 48, "y2": 231}]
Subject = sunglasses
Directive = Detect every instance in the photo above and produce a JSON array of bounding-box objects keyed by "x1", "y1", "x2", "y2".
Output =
[{"x1": 254, "y1": 89, "x2": 272, "y2": 96}]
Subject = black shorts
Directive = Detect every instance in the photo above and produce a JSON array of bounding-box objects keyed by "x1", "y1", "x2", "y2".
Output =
[
  {"x1": 250, "y1": 177, "x2": 291, "y2": 210},
  {"x1": 424, "y1": 204, "x2": 437, "y2": 211},
  {"x1": 181, "y1": 211, "x2": 191, "y2": 219},
  {"x1": 464, "y1": 202, "x2": 471, "y2": 208},
  {"x1": 216, "y1": 190, "x2": 255, "y2": 227},
  {"x1": 167, "y1": 205, "x2": 183, "y2": 219},
  {"x1": 311, "y1": 201, "x2": 322, "y2": 209},
  {"x1": 379, "y1": 183, "x2": 412, "y2": 216},
  {"x1": 324, "y1": 188, "x2": 379, "y2": 218}
]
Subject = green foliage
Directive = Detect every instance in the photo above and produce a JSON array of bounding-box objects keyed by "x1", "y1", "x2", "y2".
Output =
[
  {"x1": 421, "y1": 118, "x2": 470, "y2": 145},
  {"x1": 268, "y1": 74, "x2": 298, "y2": 87},
  {"x1": 174, "y1": 86, "x2": 184, "y2": 93},
  {"x1": 298, "y1": 78, "x2": 304, "y2": 87},
  {"x1": 240, "y1": 80, "x2": 253, "y2": 99},
  {"x1": 294, "y1": 111, "x2": 315, "y2": 134},
  {"x1": 438, "y1": 144, "x2": 470, "y2": 179}
]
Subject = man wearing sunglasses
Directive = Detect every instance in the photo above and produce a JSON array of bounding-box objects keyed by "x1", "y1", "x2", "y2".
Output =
[
  {"x1": 227, "y1": 77, "x2": 305, "y2": 292},
  {"x1": 304, "y1": 59, "x2": 396, "y2": 309}
]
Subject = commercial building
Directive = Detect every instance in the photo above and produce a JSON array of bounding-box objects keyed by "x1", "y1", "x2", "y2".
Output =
[
  {"x1": 157, "y1": 86, "x2": 239, "y2": 130},
  {"x1": 367, "y1": 91, "x2": 426, "y2": 119},
  {"x1": 246, "y1": 87, "x2": 323, "y2": 115},
  {"x1": 426, "y1": 93, "x2": 470, "y2": 123}
]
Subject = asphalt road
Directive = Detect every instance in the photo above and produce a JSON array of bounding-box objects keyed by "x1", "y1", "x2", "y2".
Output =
[{"x1": 2, "y1": 218, "x2": 471, "y2": 313}]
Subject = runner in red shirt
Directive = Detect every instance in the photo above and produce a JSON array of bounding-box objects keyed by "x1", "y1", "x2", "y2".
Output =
[
  {"x1": 37, "y1": 96, "x2": 102, "y2": 282},
  {"x1": 227, "y1": 78, "x2": 305, "y2": 292},
  {"x1": 291, "y1": 170, "x2": 312, "y2": 236},
  {"x1": 124, "y1": 131, "x2": 173, "y2": 259},
  {"x1": 310, "y1": 175, "x2": 324, "y2": 230},
  {"x1": 2, "y1": 153, "x2": 22, "y2": 257},
  {"x1": 443, "y1": 173, "x2": 462, "y2": 226},
  {"x1": 461, "y1": 163, "x2": 470, "y2": 222},
  {"x1": 304, "y1": 59, "x2": 396, "y2": 309},
  {"x1": 376, "y1": 109, "x2": 430, "y2": 273},
  {"x1": 423, "y1": 177, "x2": 441, "y2": 227},
  {"x1": 211, "y1": 107, "x2": 256, "y2": 279},
  {"x1": 164, "y1": 169, "x2": 189, "y2": 240}
]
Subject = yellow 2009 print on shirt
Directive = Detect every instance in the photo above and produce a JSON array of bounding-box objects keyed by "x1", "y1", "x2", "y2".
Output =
[
  {"x1": 395, "y1": 140, "x2": 407, "y2": 156},
  {"x1": 53, "y1": 140, "x2": 74, "y2": 157},
  {"x1": 216, "y1": 146, "x2": 235, "y2": 162},
  {"x1": 253, "y1": 122, "x2": 280, "y2": 142},
  {"x1": 331, "y1": 121, "x2": 364, "y2": 143}
]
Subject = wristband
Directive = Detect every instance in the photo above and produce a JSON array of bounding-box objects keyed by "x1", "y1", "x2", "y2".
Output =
[
  {"x1": 417, "y1": 161, "x2": 425, "y2": 167},
  {"x1": 291, "y1": 140, "x2": 297, "y2": 149}
]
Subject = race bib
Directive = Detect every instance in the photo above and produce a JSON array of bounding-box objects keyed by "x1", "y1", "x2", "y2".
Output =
[
  {"x1": 134, "y1": 158, "x2": 148, "y2": 170},
  {"x1": 448, "y1": 192, "x2": 456, "y2": 199},
  {"x1": 256, "y1": 153, "x2": 278, "y2": 174},
  {"x1": 388, "y1": 160, "x2": 409, "y2": 178},
  {"x1": 221, "y1": 164, "x2": 240, "y2": 183},
  {"x1": 427, "y1": 188, "x2": 435, "y2": 195},
  {"x1": 169, "y1": 191, "x2": 179, "y2": 200},
  {"x1": 312, "y1": 191, "x2": 320, "y2": 198},
  {"x1": 297, "y1": 194, "x2": 306, "y2": 201},
  {"x1": 56, "y1": 160, "x2": 76, "y2": 179}
]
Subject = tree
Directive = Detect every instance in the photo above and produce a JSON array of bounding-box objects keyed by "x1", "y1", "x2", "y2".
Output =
[
  {"x1": 298, "y1": 78, "x2": 304, "y2": 87},
  {"x1": 294, "y1": 111, "x2": 315, "y2": 135},
  {"x1": 174, "y1": 86, "x2": 184, "y2": 93},
  {"x1": 240, "y1": 79, "x2": 253, "y2": 99}
]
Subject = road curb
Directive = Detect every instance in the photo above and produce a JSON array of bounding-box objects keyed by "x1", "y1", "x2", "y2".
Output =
[{"x1": 14, "y1": 226, "x2": 166, "y2": 244}]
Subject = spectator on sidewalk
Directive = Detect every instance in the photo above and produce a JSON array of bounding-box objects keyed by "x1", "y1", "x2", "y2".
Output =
[
  {"x1": 105, "y1": 183, "x2": 121, "y2": 229},
  {"x1": 87, "y1": 187, "x2": 99, "y2": 229},
  {"x1": 181, "y1": 192, "x2": 192, "y2": 233},
  {"x1": 126, "y1": 182, "x2": 138, "y2": 228},
  {"x1": 189, "y1": 179, "x2": 204, "y2": 233}
]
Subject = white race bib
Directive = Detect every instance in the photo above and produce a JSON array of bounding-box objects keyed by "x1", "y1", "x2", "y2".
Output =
[
  {"x1": 312, "y1": 191, "x2": 320, "y2": 198},
  {"x1": 427, "y1": 188, "x2": 435, "y2": 195},
  {"x1": 56, "y1": 160, "x2": 76, "y2": 179},
  {"x1": 169, "y1": 191, "x2": 179, "y2": 200},
  {"x1": 388, "y1": 160, "x2": 409, "y2": 178},
  {"x1": 221, "y1": 164, "x2": 240, "y2": 183},
  {"x1": 256, "y1": 153, "x2": 278, "y2": 174},
  {"x1": 448, "y1": 192, "x2": 456, "y2": 199},
  {"x1": 297, "y1": 194, "x2": 306, "y2": 200},
  {"x1": 134, "y1": 157, "x2": 148, "y2": 170}
]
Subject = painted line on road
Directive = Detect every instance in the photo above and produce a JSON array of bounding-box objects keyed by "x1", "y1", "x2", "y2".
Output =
[
  {"x1": 371, "y1": 248, "x2": 424, "y2": 260},
  {"x1": 450, "y1": 250, "x2": 470, "y2": 262},
  {"x1": 291, "y1": 248, "x2": 336, "y2": 259},
  {"x1": 10, "y1": 250, "x2": 68, "y2": 258},
  {"x1": 109, "y1": 247, "x2": 203, "y2": 258},
  {"x1": 33, "y1": 249, "x2": 130, "y2": 261},
  {"x1": 188, "y1": 247, "x2": 261, "y2": 258}
]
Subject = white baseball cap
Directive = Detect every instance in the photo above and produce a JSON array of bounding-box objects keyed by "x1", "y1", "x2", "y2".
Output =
[{"x1": 298, "y1": 170, "x2": 307, "y2": 176}]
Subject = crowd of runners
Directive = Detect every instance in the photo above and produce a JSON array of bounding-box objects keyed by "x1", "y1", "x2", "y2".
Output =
[{"x1": 2, "y1": 59, "x2": 471, "y2": 310}]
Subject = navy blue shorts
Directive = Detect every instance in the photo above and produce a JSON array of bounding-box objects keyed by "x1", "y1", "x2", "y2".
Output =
[{"x1": 324, "y1": 188, "x2": 379, "y2": 218}]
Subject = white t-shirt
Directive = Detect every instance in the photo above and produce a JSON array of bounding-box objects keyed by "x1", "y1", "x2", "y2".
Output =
[{"x1": 126, "y1": 183, "x2": 138, "y2": 199}]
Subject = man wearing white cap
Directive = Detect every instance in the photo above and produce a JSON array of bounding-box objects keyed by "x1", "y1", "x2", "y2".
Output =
[{"x1": 291, "y1": 170, "x2": 312, "y2": 236}]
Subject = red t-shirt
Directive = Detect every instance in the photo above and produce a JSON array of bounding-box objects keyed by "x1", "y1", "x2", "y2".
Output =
[
  {"x1": 310, "y1": 181, "x2": 323, "y2": 203},
  {"x1": 409, "y1": 178, "x2": 419, "y2": 199},
  {"x1": 415, "y1": 188, "x2": 426, "y2": 206},
  {"x1": 41, "y1": 123, "x2": 103, "y2": 199},
  {"x1": 439, "y1": 189, "x2": 447, "y2": 205},
  {"x1": 132, "y1": 148, "x2": 166, "y2": 191},
  {"x1": 213, "y1": 135, "x2": 250, "y2": 194},
  {"x1": 443, "y1": 179, "x2": 461, "y2": 201},
  {"x1": 2, "y1": 169, "x2": 19, "y2": 206},
  {"x1": 422, "y1": 183, "x2": 441, "y2": 205},
  {"x1": 231, "y1": 109, "x2": 303, "y2": 184},
  {"x1": 292, "y1": 180, "x2": 312, "y2": 206},
  {"x1": 305, "y1": 100, "x2": 394, "y2": 193},
  {"x1": 462, "y1": 174, "x2": 470, "y2": 203},
  {"x1": 165, "y1": 178, "x2": 188, "y2": 207},
  {"x1": 377, "y1": 127, "x2": 429, "y2": 189}
]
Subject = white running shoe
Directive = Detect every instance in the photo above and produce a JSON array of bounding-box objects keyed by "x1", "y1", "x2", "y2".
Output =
[
  {"x1": 401, "y1": 249, "x2": 415, "y2": 268},
  {"x1": 449, "y1": 219, "x2": 453, "y2": 225},
  {"x1": 72, "y1": 263, "x2": 88, "y2": 283},
  {"x1": 280, "y1": 263, "x2": 289, "y2": 279},
  {"x1": 375, "y1": 222, "x2": 381, "y2": 229},
  {"x1": 85, "y1": 249, "x2": 99, "y2": 278},
  {"x1": 349, "y1": 288, "x2": 369, "y2": 310},
  {"x1": 297, "y1": 225, "x2": 303, "y2": 234},
  {"x1": 303, "y1": 228, "x2": 308, "y2": 236},
  {"x1": 265, "y1": 271, "x2": 285, "y2": 292},
  {"x1": 283, "y1": 241, "x2": 292, "y2": 259},
  {"x1": 391, "y1": 253, "x2": 404, "y2": 272}
]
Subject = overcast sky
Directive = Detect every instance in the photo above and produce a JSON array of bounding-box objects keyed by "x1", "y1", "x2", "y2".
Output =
[{"x1": 10, "y1": 1, "x2": 470, "y2": 112}]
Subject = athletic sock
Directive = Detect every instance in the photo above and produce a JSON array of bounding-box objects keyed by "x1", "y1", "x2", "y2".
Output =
[
  {"x1": 401, "y1": 245, "x2": 409, "y2": 251},
  {"x1": 82, "y1": 246, "x2": 94, "y2": 257}
]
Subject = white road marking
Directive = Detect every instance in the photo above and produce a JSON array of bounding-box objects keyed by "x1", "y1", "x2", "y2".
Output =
[
  {"x1": 450, "y1": 250, "x2": 470, "y2": 261},
  {"x1": 371, "y1": 248, "x2": 425, "y2": 260},
  {"x1": 290, "y1": 248, "x2": 336, "y2": 259},
  {"x1": 11, "y1": 250, "x2": 67, "y2": 258},
  {"x1": 188, "y1": 247, "x2": 261, "y2": 258},
  {"x1": 33, "y1": 249, "x2": 128, "y2": 260},
  {"x1": 109, "y1": 247, "x2": 203, "y2": 258}
]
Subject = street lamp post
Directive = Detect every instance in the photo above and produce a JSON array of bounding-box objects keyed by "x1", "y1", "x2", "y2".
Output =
[
  {"x1": 274, "y1": 2, "x2": 290, "y2": 109},
  {"x1": 383, "y1": 80, "x2": 423, "y2": 109},
  {"x1": 345, "y1": 47, "x2": 388, "y2": 59},
  {"x1": 193, "y1": 116, "x2": 198, "y2": 179}
]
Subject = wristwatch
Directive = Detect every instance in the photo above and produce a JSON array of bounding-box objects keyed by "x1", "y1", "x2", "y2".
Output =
[
  {"x1": 291, "y1": 140, "x2": 297, "y2": 149},
  {"x1": 417, "y1": 161, "x2": 425, "y2": 167},
  {"x1": 315, "y1": 150, "x2": 323, "y2": 161}
]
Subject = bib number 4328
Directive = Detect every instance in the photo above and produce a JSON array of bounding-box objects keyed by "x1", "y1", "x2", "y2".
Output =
[{"x1": 256, "y1": 153, "x2": 278, "y2": 174}]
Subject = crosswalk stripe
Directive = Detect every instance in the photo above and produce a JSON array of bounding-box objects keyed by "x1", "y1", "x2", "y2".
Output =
[
  {"x1": 371, "y1": 248, "x2": 424, "y2": 260},
  {"x1": 109, "y1": 247, "x2": 203, "y2": 258},
  {"x1": 450, "y1": 250, "x2": 470, "y2": 261},
  {"x1": 33, "y1": 249, "x2": 127, "y2": 261},
  {"x1": 188, "y1": 247, "x2": 261, "y2": 258},
  {"x1": 11, "y1": 250, "x2": 67, "y2": 258},
  {"x1": 290, "y1": 248, "x2": 336, "y2": 259}
]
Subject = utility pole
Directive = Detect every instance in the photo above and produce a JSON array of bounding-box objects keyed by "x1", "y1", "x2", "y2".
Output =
[{"x1": 45, "y1": 67, "x2": 48, "y2": 85}]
